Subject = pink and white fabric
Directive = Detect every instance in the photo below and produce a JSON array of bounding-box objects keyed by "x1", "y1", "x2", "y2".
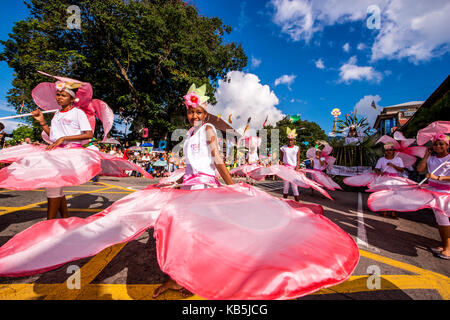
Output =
[
  {"x1": 32, "y1": 71, "x2": 115, "y2": 143},
  {"x1": 0, "y1": 183, "x2": 359, "y2": 300},
  {"x1": 376, "y1": 132, "x2": 427, "y2": 167},
  {"x1": 306, "y1": 145, "x2": 336, "y2": 169},
  {"x1": 368, "y1": 183, "x2": 450, "y2": 217},
  {"x1": 230, "y1": 164, "x2": 263, "y2": 177},
  {"x1": 416, "y1": 121, "x2": 450, "y2": 145},
  {"x1": 343, "y1": 172, "x2": 416, "y2": 191},
  {"x1": 303, "y1": 145, "x2": 341, "y2": 191},
  {"x1": 0, "y1": 144, "x2": 152, "y2": 190},
  {"x1": 249, "y1": 165, "x2": 333, "y2": 200},
  {"x1": 301, "y1": 169, "x2": 342, "y2": 191}
]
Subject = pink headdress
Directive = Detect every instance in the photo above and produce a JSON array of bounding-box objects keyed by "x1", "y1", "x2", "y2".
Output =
[
  {"x1": 183, "y1": 83, "x2": 210, "y2": 109},
  {"x1": 306, "y1": 142, "x2": 336, "y2": 168},
  {"x1": 32, "y1": 71, "x2": 116, "y2": 144},
  {"x1": 416, "y1": 121, "x2": 450, "y2": 145},
  {"x1": 432, "y1": 133, "x2": 450, "y2": 144},
  {"x1": 376, "y1": 131, "x2": 427, "y2": 167}
]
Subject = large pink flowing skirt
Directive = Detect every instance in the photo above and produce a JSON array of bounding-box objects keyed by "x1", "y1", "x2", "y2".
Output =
[
  {"x1": 0, "y1": 183, "x2": 359, "y2": 300},
  {"x1": 343, "y1": 172, "x2": 416, "y2": 190},
  {"x1": 249, "y1": 165, "x2": 333, "y2": 200},
  {"x1": 0, "y1": 144, "x2": 152, "y2": 190},
  {"x1": 301, "y1": 169, "x2": 343, "y2": 191},
  {"x1": 229, "y1": 164, "x2": 263, "y2": 177},
  {"x1": 368, "y1": 184, "x2": 450, "y2": 217}
]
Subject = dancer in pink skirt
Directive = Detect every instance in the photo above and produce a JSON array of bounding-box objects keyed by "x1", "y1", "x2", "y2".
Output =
[
  {"x1": 368, "y1": 122, "x2": 450, "y2": 259},
  {"x1": 0, "y1": 72, "x2": 151, "y2": 220},
  {"x1": 0, "y1": 84, "x2": 359, "y2": 300}
]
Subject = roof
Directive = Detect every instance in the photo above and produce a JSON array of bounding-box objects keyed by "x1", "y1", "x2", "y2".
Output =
[
  {"x1": 205, "y1": 113, "x2": 241, "y2": 138},
  {"x1": 383, "y1": 101, "x2": 424, "y2": 109}
]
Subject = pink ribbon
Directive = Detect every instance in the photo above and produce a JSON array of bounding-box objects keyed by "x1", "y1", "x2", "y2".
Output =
[{"x1": 428, "y1": 181, "x2": 450, "y2": 191}]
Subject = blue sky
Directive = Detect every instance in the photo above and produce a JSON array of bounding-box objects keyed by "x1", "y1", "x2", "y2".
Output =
[{"x1": 1, "y1": 0, "x2": 449, "y2": 134}]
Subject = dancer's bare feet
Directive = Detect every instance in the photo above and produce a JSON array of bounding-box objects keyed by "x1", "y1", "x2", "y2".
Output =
[{"x1": 152, "y1": 278, "x2": 193, "y2": 299}]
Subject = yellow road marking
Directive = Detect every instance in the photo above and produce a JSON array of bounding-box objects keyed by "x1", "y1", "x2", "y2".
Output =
[
  {"x1": 97, "y1": 181, "x2": 141, "y2": 192},
  {"x1": 44, "y1": 243, "x2": 128, "y2": 300}
]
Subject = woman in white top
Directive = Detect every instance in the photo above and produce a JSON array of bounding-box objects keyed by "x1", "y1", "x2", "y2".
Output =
[
  {"x1": 153, "y1": 83, "x2": 234, "y2": 298},
  {"x1": 31, "y1": 88, "x2": 93, "y2": 220},
  {"x1": 280, "y1": 131, "x2": 300, "y2": 202},
  {"x1": 417, "y1": 134, "x2": 450, "y2": 259},
  {"x1": 373, "y1": 143, "x2": 404, "y2": 218}
]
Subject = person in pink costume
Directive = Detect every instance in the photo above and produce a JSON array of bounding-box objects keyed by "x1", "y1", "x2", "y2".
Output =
[
  {"x1": 0, "y1": 84, "x2": 359, "y2": 300},
  {"x1": 368, "y1": 122, "x2": 450, "y2": 260},
  {"x1": 0, "y1": 72, "x2": 151, "y2": 220}
]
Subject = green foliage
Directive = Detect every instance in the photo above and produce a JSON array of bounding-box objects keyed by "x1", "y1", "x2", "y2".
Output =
[
  {"x1": 10, "y1": 125, "x2": 40, "y2": 145},
  {"x1": 329, "y1": 134, "x2": 381, "y2": 167},
  {"x1": 1, "y1": 0, "x2": 247, "y2": 142},
  {"x1": 403, "y1": 92, "x2": 450, "y2": 138},
  {"x1": 262, "y1": 116, "x2": 328, "y2": 160}
]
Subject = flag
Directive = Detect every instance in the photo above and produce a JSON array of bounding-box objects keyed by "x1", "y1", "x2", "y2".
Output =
[
  {"x1": 243, "y1": 117, "x2": 251, "y2": 136},
  {"x1": 262, "y1": 115, "x2": 268, "y2": 128},
  {"x1": 217, "y1": 114, "x2": 221, "y2": 119},
  {"x1": 228, "y1": 114, "x2": 232, "y2": 124},
  {"x1": 20, "y1": 100, "x2": 24, "y2": 113},
  {"x1": 290, "y1": 115, "x2": 301, "y2": 123},
  {"x1": 371, "y1": 100, "x2": 377, "y2": 110}
]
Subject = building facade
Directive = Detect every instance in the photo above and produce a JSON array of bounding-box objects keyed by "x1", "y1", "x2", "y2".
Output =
[{"x1": 373, "y1": 101, "x2": 423, "y2": 135}]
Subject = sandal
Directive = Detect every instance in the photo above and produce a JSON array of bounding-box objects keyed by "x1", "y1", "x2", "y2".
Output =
[
  {"x1": 429, "y1": 247, "x2": 444, "y2": 254},
  {"x1": 436, "y1": 252, "x2": 450, "y2": 260}
]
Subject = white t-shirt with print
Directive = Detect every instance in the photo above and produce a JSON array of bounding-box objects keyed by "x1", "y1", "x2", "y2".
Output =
[
  {"x1": 50, "y1": 107, "x2": 92, "y2": 144},
  {"x1": 375, "y1": 156, "x2": 404, "y2": 174},
  {"x1": 427, "y1": 154, "x2": 450, "y2": 187},
  {"x1": 313, "y1": 157, "x2": 326, "y2": 170}
]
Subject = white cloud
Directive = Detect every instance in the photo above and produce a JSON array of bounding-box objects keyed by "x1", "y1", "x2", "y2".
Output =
[
  {"x1": 270, "y1": 0, "x2": 450, "y2": 63},
  {"x1": 251, "y1": 56, "x2": 262, "y2": 68},
  {"x1": 274, "y1": 74, "x2": 297, "y2": 90},
  {"x1": 343, "y1": 42, "x2": 350, "y2": 52},
  {"x1": 315, "y1": 58, "x2": 325, "y2": 69},
  {"x1": 339, "y1": 56, "x2": 383, "y2": 83},
  {"x1": 211, "y1": 71, "x2": 284, "y2": 133},
  {"x1": 357, "y1": 43, "x2": 367, "y2": 51},
  {"x1": 353, "y1": 95, "x2": 382, "y2": 127}
]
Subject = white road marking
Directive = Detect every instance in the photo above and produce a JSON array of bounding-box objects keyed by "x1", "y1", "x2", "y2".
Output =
[{"x1": 356, "y1": 192, "x2": 380, "y2": 253}]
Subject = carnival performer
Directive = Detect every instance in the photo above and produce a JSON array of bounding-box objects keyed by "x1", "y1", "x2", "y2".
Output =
[
  {"x1": 368, "y1": 122, "x2": 450, "y2": 260},
  {"x1": 247, "y1": 128, "x2": 333, "y2": 200},
  {"x1": 302, "y1": 143, "x2": 342, "y2": 193},
  {"x1": 0, "y1": 84, "x2": 359, "y2": 300},
  {"x1": 229, "y1": 136, "x2": 262, "y2": 185},
  {"x1": 280, "y1": 128, "x2": 301, "y2": 201},
  {"x1": 343, "y1": 132, "x2": 424, "y2": 191},
  {"x1": 0, "y1": 71, "x2": 151, "y2": 220}
]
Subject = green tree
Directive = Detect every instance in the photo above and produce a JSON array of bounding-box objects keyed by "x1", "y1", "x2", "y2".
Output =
[
  {"x1": 262, "y1": 116, "x2": 328, "y2": 160},
  {"x1": 1, "y1": 0, "x2": 247, "y2": 143},
  {"x1": 10, "y1": 125, "x2": 40, "y2": 145}
]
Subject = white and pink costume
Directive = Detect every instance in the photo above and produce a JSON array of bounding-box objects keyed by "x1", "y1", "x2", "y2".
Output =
[
  {"x1": 0, "y1": 72, "x2": 152, "y2": 194},
  {"x1": 302, "y1": 145, "x2": 342, "y2": 191},
  {"x1": 367, "y1": 122, "x2": 450, "y2": 224},
  {"x1": 0, "y1": 84, "x2": 360, "y2": 300},
  {"x1": 343, "y1": 132, "x2": 425, "y2": 190}
]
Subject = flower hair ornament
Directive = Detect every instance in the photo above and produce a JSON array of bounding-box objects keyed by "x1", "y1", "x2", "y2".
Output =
[
  {"x1": 383, "y1": 142, "x2": 395, "y2": 150},
  {"x1": 286, "y1": 127, "x2": 297, "y2": 139},
  {"x1": 306, "y1": 141, "x2": 336, "y2": 168},
  {"x1": 183, "y1": 83, "x2": 210, "y2": 109},
  {"x1": 432, "y1": 133, "x2": 450, "y2": 144}
]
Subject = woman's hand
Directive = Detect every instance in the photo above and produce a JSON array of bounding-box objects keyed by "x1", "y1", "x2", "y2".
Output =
[
  {"x1": 47, "y1": 137, "x2": 65, "y2": 150},
  {"x1": 31, "y1": 109, "x2": 44, "y2": 124},
  {"x1": 426, "y1": 173, "x2": 438, "y2": 180}
]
